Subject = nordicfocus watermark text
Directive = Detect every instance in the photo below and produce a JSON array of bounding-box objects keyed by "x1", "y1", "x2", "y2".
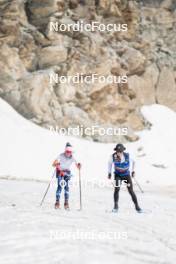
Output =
[
  {"x1": 50, "y1": 125, "x2": 128, "y2": 137},
  {"x1": 50, "y1": 229, "x2": 128, "y2": 241},
  {"x1": 50, "y1": 21, "x2": 128, "y2": 33},
  {"x1": 50, "y1": 73, "x2": 127, "y2": 85},
  {"x1": 53, "y1": 178, "x2": 131, "y2": 190}
]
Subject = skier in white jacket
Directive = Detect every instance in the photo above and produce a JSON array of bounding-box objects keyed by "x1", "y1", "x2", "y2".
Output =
[{"x1": 52, "y1": 143, "x2": 81, "y2": 209}]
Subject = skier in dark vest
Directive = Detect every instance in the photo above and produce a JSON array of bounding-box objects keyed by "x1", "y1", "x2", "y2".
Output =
[
  {"x1": 52, "y1": 143, "x2": 81, "y2": 210},
  {"x1": 108, "y1": 143, "x2": 142, "y2": 213}
]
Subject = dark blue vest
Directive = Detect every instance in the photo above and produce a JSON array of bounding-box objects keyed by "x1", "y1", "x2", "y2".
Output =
[{"x1": 113, "y1": 152, "x2": 130, "y2": 176}]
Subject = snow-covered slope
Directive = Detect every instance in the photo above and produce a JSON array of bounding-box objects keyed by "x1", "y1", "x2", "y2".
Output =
[
  {"x1": 1, "y1": 98, "x2": 176, "y2": 264},
  {"x1": 1, "y1": 178, "x2": 176, "y2": 264},
  {"x1": 134, "y1": 105, "x2": 176, "y2": 186},
  {"x1": 0, "y1": 98, "x2": 176, "y2": 186}
]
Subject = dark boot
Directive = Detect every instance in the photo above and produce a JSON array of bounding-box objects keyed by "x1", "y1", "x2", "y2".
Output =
[
  {"x1": 135, "y1": 204, "x2": 142, "y2": 213},
  {"x1": 64, "y1": 200, "x2": 70, "y2": 210},
  {"x1": 114, "y1": 202, "x2": 118, "y2": 210},
  {"x1": 55, "y1": 201, "x2": 60, "y2": 209},
  {"x1": 112, "y1": 202, "x2": 118, "y2": 213}
]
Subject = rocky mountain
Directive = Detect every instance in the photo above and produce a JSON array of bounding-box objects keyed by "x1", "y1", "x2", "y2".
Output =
[{"x1": 0, "y1": 0, "x2": 175, "y2": 142}]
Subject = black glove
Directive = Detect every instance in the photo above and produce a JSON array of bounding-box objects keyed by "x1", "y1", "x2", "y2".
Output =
[
  {"x1": 108, "y1": 173, "x2": 111, "y2": 179},
  {"x1": 131, "y1": 171, "x2": 135, "y2": 177}
]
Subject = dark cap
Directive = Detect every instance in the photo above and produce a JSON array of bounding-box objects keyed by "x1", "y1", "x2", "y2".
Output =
[
  {"x1": 114, "y1": 143, "x2": 126, "y2": 152},
  {"x1": 65, "y1": 142, "x2": 72, "y2": 147}
]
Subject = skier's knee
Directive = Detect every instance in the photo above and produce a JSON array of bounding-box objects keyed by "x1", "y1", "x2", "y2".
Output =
[{"x1": 114, "y1": 186, "x2": 120, "y2": 192}]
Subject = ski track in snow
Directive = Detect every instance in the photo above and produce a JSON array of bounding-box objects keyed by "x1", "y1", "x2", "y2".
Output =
[{"x1": 0, "y1": 179, "x2": 176, "y2": 264}]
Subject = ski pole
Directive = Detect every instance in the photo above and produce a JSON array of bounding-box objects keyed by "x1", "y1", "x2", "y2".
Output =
[
  {"x1": 133, "y1": 177, "x2": 144, "y2": 193},
  {"x1": 40, "y1": 169, "x2": 56, "y2": 206},
  {"x1": 78, "y1": 167, "x2": 82, "y2": 210}
]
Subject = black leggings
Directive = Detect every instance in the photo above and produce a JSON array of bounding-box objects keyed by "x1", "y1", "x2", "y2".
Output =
[{"x1": 114, "y1": 175, "x2": 139, "y2": 208}]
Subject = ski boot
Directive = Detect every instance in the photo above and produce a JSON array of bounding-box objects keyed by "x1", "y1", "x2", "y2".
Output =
[
  {"x1": 64, "y1": 200, "x2": 70, "y2": 210},
  {"x1": 135, "y1": 205, "x2": 142, "y2": 213},
  {"x1": 55, "y1": 201, "x2": 60, "y2": 209},
  {"x1": 112, "y1": 203, "x2": 118, "y2": 213}
]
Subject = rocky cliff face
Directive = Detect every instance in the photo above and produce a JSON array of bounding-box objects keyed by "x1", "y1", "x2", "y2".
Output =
[{"x1": 0, "y1": 0, "x2": 176, "y2": 142}]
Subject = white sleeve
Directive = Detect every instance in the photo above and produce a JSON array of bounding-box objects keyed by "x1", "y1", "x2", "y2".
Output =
[{"x1": 108, "y1": 155, "x2": 113, "y2": 174}]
